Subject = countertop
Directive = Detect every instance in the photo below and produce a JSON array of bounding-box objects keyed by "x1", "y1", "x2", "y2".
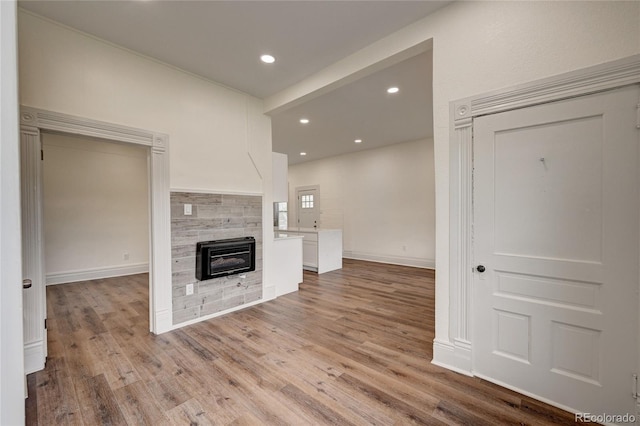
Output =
[
  {"x1": 276, "y1": 227, "x2": 342, "y2": 234},
  {"x1": 274, "y1": 233, "x2": 305, "y2": 241}
]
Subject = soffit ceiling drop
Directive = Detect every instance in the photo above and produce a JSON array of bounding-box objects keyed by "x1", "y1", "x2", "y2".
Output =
[{"x1": 272, "y1": 51, "x2": 433, "y2": 165}]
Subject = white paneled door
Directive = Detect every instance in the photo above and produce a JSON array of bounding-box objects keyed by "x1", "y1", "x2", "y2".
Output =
[
  {"x1": 296, "y1": 187, "x2": 319, "y2": 229},
  {"x1": 473, "y1": 86, "x2": 639, "y2": 416}
]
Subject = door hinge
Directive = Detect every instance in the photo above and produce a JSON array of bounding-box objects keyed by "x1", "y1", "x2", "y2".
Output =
[
  {"x1": 633, "y1": 373, "x2": 638, "y2": 399},
  {"x1": 44, "y1": 318, "x2": 47, "y2": 330},
  {"x1": 41, "y1": 149, "x2": 44, "y2": 161}
]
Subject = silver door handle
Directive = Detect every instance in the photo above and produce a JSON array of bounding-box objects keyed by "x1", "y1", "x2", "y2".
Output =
[{"x1": 23, "y1": 279, "x2": 32, "y2": 289}]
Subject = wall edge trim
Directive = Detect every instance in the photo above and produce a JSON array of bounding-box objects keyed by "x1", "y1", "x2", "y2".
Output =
[
  {"x1": 24, "y1": 340, "x2": 46, "y2": 375},
  {"x1": 46, "y1": 263, "x2": 149, "y2": 285},
  {"x1": 343, "y1": 251, "x2": 435, "y2": 269}
]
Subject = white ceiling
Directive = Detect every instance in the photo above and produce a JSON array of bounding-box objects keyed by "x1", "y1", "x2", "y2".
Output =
[
  {"x1": 19, "y1": 0, "x2": 445, "y2": 163},
  {"x1": 273, "y1": 51, "x2": 433, "y2": 164}
]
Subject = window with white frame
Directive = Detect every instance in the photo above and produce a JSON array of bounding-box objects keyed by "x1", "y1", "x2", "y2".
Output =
[
  {"x1": 301, "y1": 194, "x2": 314, "y2": 209},
  {"x1": 277, "y1": 202, "x2": 288, "y2": 228}
]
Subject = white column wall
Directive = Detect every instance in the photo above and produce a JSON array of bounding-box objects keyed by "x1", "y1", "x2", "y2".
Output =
[{"x1": 0, "y1": 0, "x2": 25, "y2": 423}]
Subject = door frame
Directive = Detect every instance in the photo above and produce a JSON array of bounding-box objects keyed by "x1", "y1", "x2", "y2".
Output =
[
  {"x1": 434, "y1": 54, "x2": 640, "y2": 376},
  {"x1": 20, "y1": 106, "x2": 173, "y2": 342}
]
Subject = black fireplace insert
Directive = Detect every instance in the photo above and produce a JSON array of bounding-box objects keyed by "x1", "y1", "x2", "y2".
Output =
[{"x1": 196, "y1": 237, "x2": 256, "y2": 280}]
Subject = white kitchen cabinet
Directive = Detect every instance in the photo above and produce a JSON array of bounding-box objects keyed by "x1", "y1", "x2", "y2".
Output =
[
  {"x1": 277, "y1": 228, "x2": 342, "y2": 274},
  {"x1": 302, "y1": 239, "x2": 318, "y2": 269}
]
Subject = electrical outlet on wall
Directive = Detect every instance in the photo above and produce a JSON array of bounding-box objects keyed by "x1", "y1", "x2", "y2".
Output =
[
  {"x1": 123, "y1": 252, "x2": 129, "y2": 260},
  {"x1": 186, "y1": 283, "x2": 194, "y2": 296}
]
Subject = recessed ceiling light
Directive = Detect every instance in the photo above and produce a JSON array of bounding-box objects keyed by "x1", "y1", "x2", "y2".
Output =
[
  {"x1": 299, "y1": 118, "x2": 310, "y2": 124},
  {"x1": 300, "y1": 152, "x2": 307, "y2": 156},
  {"x1": 260, "y1": 54, "x2": 275, "y2": 64},
  {"x1": 387, "y1": 87, "x2": 399, "y2": 94},
  {"x1": 354, "y1": 139, "x2": 362, "y2": 143}
]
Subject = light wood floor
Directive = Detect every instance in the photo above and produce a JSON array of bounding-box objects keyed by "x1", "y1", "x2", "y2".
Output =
[{"x1": 26, "y1": 259, "x2": 579, "y2": 425}]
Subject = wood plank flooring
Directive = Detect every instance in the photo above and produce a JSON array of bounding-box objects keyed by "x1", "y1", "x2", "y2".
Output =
[{"x1": 26, "y1": 259, "x2": 579, "y2": 425}]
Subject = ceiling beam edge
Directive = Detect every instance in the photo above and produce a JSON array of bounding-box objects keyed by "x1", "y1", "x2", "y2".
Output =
[{"x1": 263, "y1": 35, "x2": 433, "y2": 116}]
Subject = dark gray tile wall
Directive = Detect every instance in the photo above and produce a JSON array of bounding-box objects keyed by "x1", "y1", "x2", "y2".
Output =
[{"x1": 170, "y1": 192, "x2": 262, "y2": 325}]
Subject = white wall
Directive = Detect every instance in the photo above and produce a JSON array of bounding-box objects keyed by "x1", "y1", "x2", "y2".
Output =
[
  {"x1": 42, "y1": 133, "x2": 149, "y2": 282},
  {"x1": 18, "y1": 10, "x2": 276, "y2": 321},
  {"x1": 18, "y1": 10, "x2": 267, "y2": 194},
  {"x1": 288, "y1": 138, "x2": 435, "y2": 268},
  {"x1": 265, "y1": 0, "x2": 640, "y2": 351},
  {"x1": 0, "y1": 0, "x2": 25, "y2": 423},
  {"x1": 272, "y1": 152, "x2": 288, "y2": 203}
]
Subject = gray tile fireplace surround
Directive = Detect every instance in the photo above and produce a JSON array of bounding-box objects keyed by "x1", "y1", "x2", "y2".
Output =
[{"x1": 170, "y1": 192, "x2": 262, "y2": 325}]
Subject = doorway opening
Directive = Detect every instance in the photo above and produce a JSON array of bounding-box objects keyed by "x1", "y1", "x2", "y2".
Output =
[
  {"x1": 20, "y1": 107, "x2": 172, "y2": 375},
  {"x1": 41, "y1": 131, "x2": 151, "y2": 356},
  {"x1": 42, "y1": 132, "x2": 150, "y2": 286}
]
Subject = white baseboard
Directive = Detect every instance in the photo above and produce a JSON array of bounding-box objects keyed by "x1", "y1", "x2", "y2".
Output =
[
  {"x1": 343, "y1": 250, "x2": 435, "y2": 269},
  {"x1": 432, "y1": 339, "x2": 473, "y2": 376},
  {"x1": 46, "y1": 262, "x2": 149, "y2": 285},
  {"x1": 153, "y1": 308, "x2": 173, "y2": 335},
  {"x1": 24, "y1": 340, "x2": 45, "y2": 375}
]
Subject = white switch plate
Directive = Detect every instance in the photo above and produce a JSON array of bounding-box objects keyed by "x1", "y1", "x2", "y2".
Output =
[
  {"x1": 186, "y1": 283, "x2": 194, "y2": 295},
  {"x1": 184, "y1": 203, "x2": 192, "y2": 215}
]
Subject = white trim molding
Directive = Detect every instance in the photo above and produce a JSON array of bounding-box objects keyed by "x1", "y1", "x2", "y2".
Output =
[
  {"x1": 20, "y1": 106, "x2": 172, "y2": 335},
  {"x1": 46, "y1": 263, "x2": 149, "y2": 286},
  {"x1": 343, "y1": 250, "x2": 435, "y2": 269},
  {"x1": 20, "y1": 108, "x2": 155, "y2": 146},
  {"x1": 440, "y1": 54, "x2": 640, "y2": 375},
  {"x1": 432, "y1": 339, "x2": 473, "y2": 377},
  {"x1": 24, "y1": 341, "x2": 46, "y2": 375}
]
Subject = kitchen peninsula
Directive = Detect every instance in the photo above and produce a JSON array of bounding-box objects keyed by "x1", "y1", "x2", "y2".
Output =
[{"x1": 276, "y1": 228, "x2": 342, "y2": 273}]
